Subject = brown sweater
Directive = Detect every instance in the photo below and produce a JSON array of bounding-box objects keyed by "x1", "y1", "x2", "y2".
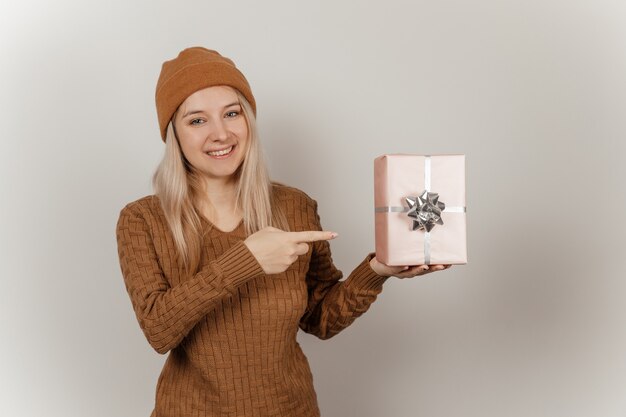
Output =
[{"x1": 115, "y1": 184, "x2": 389, "y2": 417}]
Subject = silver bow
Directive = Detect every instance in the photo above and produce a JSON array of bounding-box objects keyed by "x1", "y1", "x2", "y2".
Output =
[{"x1": 405, "y1": 190, "x2": 446, "y2": 232}]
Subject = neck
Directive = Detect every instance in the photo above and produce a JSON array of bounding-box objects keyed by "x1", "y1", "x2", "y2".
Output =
[{"x1": 197, "y1": 177, "x2": 239, "y2": 214}]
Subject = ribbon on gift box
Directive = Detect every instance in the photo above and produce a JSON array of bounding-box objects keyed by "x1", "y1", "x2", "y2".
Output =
[{"x1": 374, "y1": 155, "x2": 466, "y2": 264}]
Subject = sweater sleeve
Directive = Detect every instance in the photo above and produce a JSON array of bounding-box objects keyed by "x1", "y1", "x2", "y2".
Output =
[
  {"x1": 116, "y1": 203, "x2": 265, "y2": 354},
  {"x1": 298, "y1": 199, "x2": 390, "y2": 340}
]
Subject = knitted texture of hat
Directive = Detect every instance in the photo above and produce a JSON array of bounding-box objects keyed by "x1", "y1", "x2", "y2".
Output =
[{"x1": 155, "y1": 47, "x2": 257, "y2": 142}]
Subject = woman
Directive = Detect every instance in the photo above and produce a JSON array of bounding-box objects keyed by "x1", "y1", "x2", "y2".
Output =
[{"x1": 115, "y1": 47, "x2": 451, "y2": 417}]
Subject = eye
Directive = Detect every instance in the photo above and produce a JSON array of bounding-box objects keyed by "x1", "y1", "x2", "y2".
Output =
[
  {"x1": 190, "y1": 118, "x2": 205, "y2": 125},
  {"x1": 225, "y1": 111, "x2": 240, "y2": 118}
]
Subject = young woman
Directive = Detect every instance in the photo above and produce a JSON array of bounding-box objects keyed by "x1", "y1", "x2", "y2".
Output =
[{"x1": 115, "y1": 46, "x2": 451, "y2": 417}]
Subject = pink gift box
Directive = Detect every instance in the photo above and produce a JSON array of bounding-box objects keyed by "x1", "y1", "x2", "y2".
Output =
[{"x1": 374, "y1": 154, "x2": 467, "y2": 266}]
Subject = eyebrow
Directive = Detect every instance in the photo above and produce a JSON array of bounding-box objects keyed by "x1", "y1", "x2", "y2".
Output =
[{"x1": 182, "y1": 102, "x2": 241, "y2": 118}]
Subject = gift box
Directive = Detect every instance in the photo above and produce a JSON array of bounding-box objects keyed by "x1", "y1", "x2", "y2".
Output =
[{"x1": 374, "y1": 154, "x2": 467, "y2": 265}]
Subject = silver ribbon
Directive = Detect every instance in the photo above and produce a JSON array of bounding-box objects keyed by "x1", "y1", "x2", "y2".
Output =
[
  {"x1": 406, "y1": 190, "x2": 445, "y2": 232},
  {"x1": 374, "y1": 155, "x2": 466, "y2": 264}
]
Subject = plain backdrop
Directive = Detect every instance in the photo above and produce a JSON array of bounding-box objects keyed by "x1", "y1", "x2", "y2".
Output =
[{"x1": 1, "y1": 1, "x2": 625, "y2": 416}]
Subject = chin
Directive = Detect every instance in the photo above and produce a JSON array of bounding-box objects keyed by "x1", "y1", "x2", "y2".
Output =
[{"x1": 203, "y1": 165, "x2": 243, "y2": 180}]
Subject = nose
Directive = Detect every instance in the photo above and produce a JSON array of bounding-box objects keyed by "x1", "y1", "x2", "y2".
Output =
[{"x1": 208, "y1": 118, "x2": 229, "y2": 142}]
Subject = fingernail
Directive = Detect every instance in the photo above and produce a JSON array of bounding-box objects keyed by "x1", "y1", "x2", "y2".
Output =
[
  {"x1": 422, "y1": 266, "x2": 429, "y2": 270},
  {"x1": 330, "y1": 232, "x2": 338, "y2": 238},
  {"x1": 403, "y1": 266, "x2": 409, "y2": 270}
]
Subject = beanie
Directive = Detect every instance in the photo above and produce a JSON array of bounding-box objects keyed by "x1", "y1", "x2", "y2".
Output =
[{"x1": 155, "y1": 47, "x2": 257, "y2": 142}]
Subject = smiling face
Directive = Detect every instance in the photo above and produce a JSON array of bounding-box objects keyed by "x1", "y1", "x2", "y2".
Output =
[{"x1": 172, "y1": 85, "x2": 249, "y2": 186}]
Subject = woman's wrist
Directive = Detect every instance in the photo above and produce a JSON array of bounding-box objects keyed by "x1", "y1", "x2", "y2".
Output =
[{"x1": 369, "y1": 257, "x2": 391, "y2": 277}]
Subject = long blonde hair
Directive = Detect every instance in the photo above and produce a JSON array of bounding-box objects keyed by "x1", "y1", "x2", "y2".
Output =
[{"x1": 151, "y1": 88, "x2": 290, "y2": 276}]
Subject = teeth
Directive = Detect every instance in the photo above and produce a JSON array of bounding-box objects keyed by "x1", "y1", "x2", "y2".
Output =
[{"x1": 207, "y1": 146, "x2": 233, "y2": 156}]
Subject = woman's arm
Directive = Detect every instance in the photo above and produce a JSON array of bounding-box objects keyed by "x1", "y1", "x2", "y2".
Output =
[
  {"x1": 298, "y1": 198, "x2": 390, "y2": 340},
  {"x1": 116, "y1": 203, "x2": 265, "y2": 354}
]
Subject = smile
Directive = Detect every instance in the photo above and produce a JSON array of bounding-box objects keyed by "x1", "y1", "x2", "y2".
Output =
[{"x1": 206, "y1": 145, "x2": 235, "y2": 158}]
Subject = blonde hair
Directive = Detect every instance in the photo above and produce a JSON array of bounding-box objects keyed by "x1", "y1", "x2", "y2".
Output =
[{"x1": 151, "y1": 88, "x2": 290, "y2": 276}]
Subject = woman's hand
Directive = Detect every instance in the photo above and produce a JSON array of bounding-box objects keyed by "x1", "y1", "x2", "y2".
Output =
[
  {"x1": 369, "y1": 256, "x2": 451, "y2": 278},
  {"x1": 244, "y1": 226, "x2": 337, "y2": 275}
]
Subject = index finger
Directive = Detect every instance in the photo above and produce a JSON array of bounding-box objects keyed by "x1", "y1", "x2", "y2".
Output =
[{"x1": 288, "y1": 230, "x2": 338, "y2": 243}]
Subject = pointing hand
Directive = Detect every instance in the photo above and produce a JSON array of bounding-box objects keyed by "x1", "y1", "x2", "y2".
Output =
[{"x1": 244, "y1": 226, "x2": 338, "y2": 275}]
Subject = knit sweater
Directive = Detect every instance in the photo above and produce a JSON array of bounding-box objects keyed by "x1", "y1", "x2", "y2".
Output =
[{"x1": 115, "y1": 184, "x2": 390, "y2": 417}]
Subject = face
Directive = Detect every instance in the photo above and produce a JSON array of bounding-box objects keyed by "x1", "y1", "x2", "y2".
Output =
[{"x1": 173, "y1": 86, "x2": 248, "y2": 185}]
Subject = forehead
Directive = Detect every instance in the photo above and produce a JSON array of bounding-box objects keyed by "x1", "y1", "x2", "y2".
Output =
[{"x1": 180, "y1": 85, "x2": 239, "y2": 111}]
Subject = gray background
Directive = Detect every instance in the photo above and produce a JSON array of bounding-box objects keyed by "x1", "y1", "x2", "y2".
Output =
[{"x1": 1, "y1": 0, "x2": 625, "y2": 416}]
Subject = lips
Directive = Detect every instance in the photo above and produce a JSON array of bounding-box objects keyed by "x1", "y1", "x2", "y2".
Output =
[{"x1": 205, "y1": 144, "x2": 236, "y2": 158}]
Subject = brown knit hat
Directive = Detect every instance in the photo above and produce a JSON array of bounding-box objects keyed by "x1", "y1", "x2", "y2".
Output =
[{"x1": 155, "y1": 47, "x2": 257, "y2": 142}]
